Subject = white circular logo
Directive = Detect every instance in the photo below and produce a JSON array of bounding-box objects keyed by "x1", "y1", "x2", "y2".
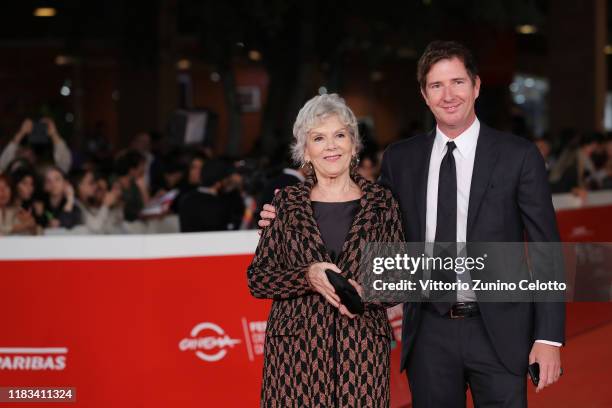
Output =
[{"x1": 179, "y1": 322, "x2": 241, "y2": 362}]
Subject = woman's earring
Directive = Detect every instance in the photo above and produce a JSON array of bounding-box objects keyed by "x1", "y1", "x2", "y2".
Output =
[
  {"x1": 302, "y1": 160, "x2": 314, "y2": 176},
  {"x1": 350, "y1": 155, "x2": 360, "y2": 169}
]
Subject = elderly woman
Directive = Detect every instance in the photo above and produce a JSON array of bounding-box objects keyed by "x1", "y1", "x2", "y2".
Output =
[{"x1": 247, "y1": 94, "x2": 404, "y2": 407}]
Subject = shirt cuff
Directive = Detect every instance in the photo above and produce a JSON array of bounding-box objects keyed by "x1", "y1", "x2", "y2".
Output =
[{"x1": 535, "y1": 339, "x2": 562, "y2": 347}]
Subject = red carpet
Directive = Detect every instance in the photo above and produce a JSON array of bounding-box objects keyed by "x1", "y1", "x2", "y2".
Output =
[{"x1": 467, "y1": 303, "x2": 612, "y2": 407}]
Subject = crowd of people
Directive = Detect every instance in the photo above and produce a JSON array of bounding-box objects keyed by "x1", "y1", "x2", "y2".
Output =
[
  {"x1": 0, "y1": 118, "x2": 251, "y2": 236},
  {"x1": 1, "y1": 115, "x2": 611, "y2": 236}
]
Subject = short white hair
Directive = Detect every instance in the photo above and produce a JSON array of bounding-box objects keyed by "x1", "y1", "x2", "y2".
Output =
[{"x1": 291, "y1": 93, "x2": 362, "y2": 166}]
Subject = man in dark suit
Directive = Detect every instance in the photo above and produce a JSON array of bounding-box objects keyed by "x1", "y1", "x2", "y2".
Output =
[
  {"x1": 178, "y1": 159, "x2": 233, "y2": 232},
  {"x1": 378, "y1": 41, "x2": 564, "y2": 407}
]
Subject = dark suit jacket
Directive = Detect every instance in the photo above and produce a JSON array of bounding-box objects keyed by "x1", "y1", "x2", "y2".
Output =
[
  {"x1": 379, "y1": 123, "x2": 566, "y2": 375},
  {"x1": 178, "y1": 190, "x2": 231, "y2": 232}
]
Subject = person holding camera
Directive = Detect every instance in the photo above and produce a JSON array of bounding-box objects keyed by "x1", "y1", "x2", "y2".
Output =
[{"x1": 0, "y1": 118, "x2": 72, "y2": 174}]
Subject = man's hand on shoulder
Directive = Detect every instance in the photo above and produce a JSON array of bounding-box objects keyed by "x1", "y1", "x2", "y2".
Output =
[
  {"x1": 258, "y1": 204, "x2": 277, "y2": 228},
  {"x1": 257, "y1": 189, "x2": 280, "y2": 234}
]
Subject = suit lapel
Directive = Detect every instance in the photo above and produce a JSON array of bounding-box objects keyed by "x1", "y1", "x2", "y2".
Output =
[
  {"x1": 467, "y1": 124, "x2": 500, "y2": 240},
  {"x1": 415, "y1": 130, "x2": 436, "y2": 241}
]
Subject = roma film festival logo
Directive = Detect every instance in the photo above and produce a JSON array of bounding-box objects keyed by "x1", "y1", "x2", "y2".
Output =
[
  {"x1": 0, "y1": 347, "x2": 68, "y2": 371},
  {"x1": 179, "y1": 322, "x2": 241, "y2": 362}
]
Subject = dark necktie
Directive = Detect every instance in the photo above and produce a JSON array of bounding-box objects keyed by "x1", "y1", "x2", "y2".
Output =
[{"x1": 431, "y1": 141, "x2": 457, "y2": 314}]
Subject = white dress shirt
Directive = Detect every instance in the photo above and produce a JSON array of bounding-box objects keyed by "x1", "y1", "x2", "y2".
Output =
[{"x1": 425, "y1": 118, "x2": 560, "y2": 347}]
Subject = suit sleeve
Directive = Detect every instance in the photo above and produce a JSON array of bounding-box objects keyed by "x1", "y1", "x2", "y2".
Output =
[
  {"x1": 517, "y1": 143, "x2": 566, "y2": 344},
  {"x1": 247, "y1": 192, "x2": 313, "y2": 300},
  {"x1": 366, "y1": 195, "x2": 406, "y2": 309},
  {"x1": 378, "y1": 147, "x2": 395, "y2": 190}
]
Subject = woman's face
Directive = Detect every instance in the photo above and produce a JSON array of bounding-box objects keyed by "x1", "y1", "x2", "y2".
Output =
[
  {"x1": 44, "y1": 169, "x2": 65, "y2": 197},
  {"x1": 78, "y1": 172, "x2": 96, "y2": 200},
  {"x1": 0, "y1": 179, "x2": 11, "y2": 207},
  {"x1": 17, "y1": 176, "x2": 34, "y2": 201},
  {"x1": 304, "y1": 114, "x2": 355, "y2": 180},
  {"x1": 189, "y1": 158, "x2": 204, "y2": 185}
]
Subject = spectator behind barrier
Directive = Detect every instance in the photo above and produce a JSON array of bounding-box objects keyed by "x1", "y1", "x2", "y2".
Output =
[
  {"x1": 42, "y1": 166, "x2": 82, "y2": 229},
  {"x1": 550, "y1": 131, "x2": 603, "y2": 193},
  {"x1": 0, "y1": 118, "x2": 72, "y2": 174},
  {"x1": 0, "y1": 174, "x2": 37, "y2": 235},
  {"x1": 115, "y1": 150, "x2": 150, "y2": 222},
  {"x1": 357, "y1": 149, "x2": 380, "y2": 182},
  {"x1": 171, "y1": 153, "x2": 206, "y2": 214},
  {"x1": 9, "y1": 166, "x2": 45, "y2": 229},
  {"x1": 72, "y1": 169, "x2": 123, "y2": 234},
  {"x1": 178, "y1": 159, "x2": 233, "y2": 232},
  {"x1": 130, "y1": 132, "x2": 155, "y2": 190}
]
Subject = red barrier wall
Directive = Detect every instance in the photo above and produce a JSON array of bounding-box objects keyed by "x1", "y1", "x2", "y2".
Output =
[{"x1": 1, "y1": 199, "x2": 611, "y2": 407}]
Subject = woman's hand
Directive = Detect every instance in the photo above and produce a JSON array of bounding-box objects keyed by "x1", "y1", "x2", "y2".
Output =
[{"x1": 307, "y1": 262, "x2": 342, "y2": 308}]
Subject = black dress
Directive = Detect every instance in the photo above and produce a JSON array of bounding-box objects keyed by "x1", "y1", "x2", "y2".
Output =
[{"x1": 311, "y1": 199, "x2": 360, "y2": 263}]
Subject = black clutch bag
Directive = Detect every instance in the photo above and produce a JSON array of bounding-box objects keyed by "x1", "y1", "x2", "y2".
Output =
[
  {"x1": 325, "y1": 269, "x2": 364, "y2": 315},
  {"x1": 527, "y1": 362, "x2": 540, "y2": 386}
]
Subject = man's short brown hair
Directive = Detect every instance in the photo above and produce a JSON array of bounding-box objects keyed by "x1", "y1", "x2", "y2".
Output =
[{"x1": 417, "y1": 41, "x2": 479, "y2": 90}]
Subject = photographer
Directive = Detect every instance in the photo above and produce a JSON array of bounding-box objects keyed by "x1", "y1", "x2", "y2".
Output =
[{"x1": 0, "y1": 118, "x2": 73, "y2": 174}]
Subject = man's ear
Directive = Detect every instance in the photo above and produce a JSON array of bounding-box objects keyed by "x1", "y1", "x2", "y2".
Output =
[{"x1": 474, "y1": 76, "x2": 481, "y2": 99}]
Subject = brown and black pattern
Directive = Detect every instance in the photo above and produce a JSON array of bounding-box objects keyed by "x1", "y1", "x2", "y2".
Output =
[{"x1": 247, "y1": 170, "x2": 405, "y2": 408}]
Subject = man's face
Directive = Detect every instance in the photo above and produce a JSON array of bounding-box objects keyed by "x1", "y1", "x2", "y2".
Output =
[
  {"x1": 78, "y1": 172, "x2": 97, "y2": 200},
  {"x1": 421, "y1": 57, "x2": 480, "y2": 137},
  {"x1": 44, "y1": 169, "x2": 66, "y2": 197},
  {"x1": 189, "y1": 158, "x2": 204, "y2": 185}
]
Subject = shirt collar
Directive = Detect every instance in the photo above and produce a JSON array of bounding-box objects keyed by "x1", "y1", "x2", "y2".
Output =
[
  {"x1": 197, "y1": 186, "x2": 218, "y2": 196},
  {"x1": 435, "y1": 118, "x2": 480, "y2": 158}
]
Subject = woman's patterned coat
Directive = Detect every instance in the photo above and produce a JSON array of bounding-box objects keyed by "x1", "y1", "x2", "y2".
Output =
[{"x1": 247, "y1": 171, "x2": 405, "y2": 407}]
